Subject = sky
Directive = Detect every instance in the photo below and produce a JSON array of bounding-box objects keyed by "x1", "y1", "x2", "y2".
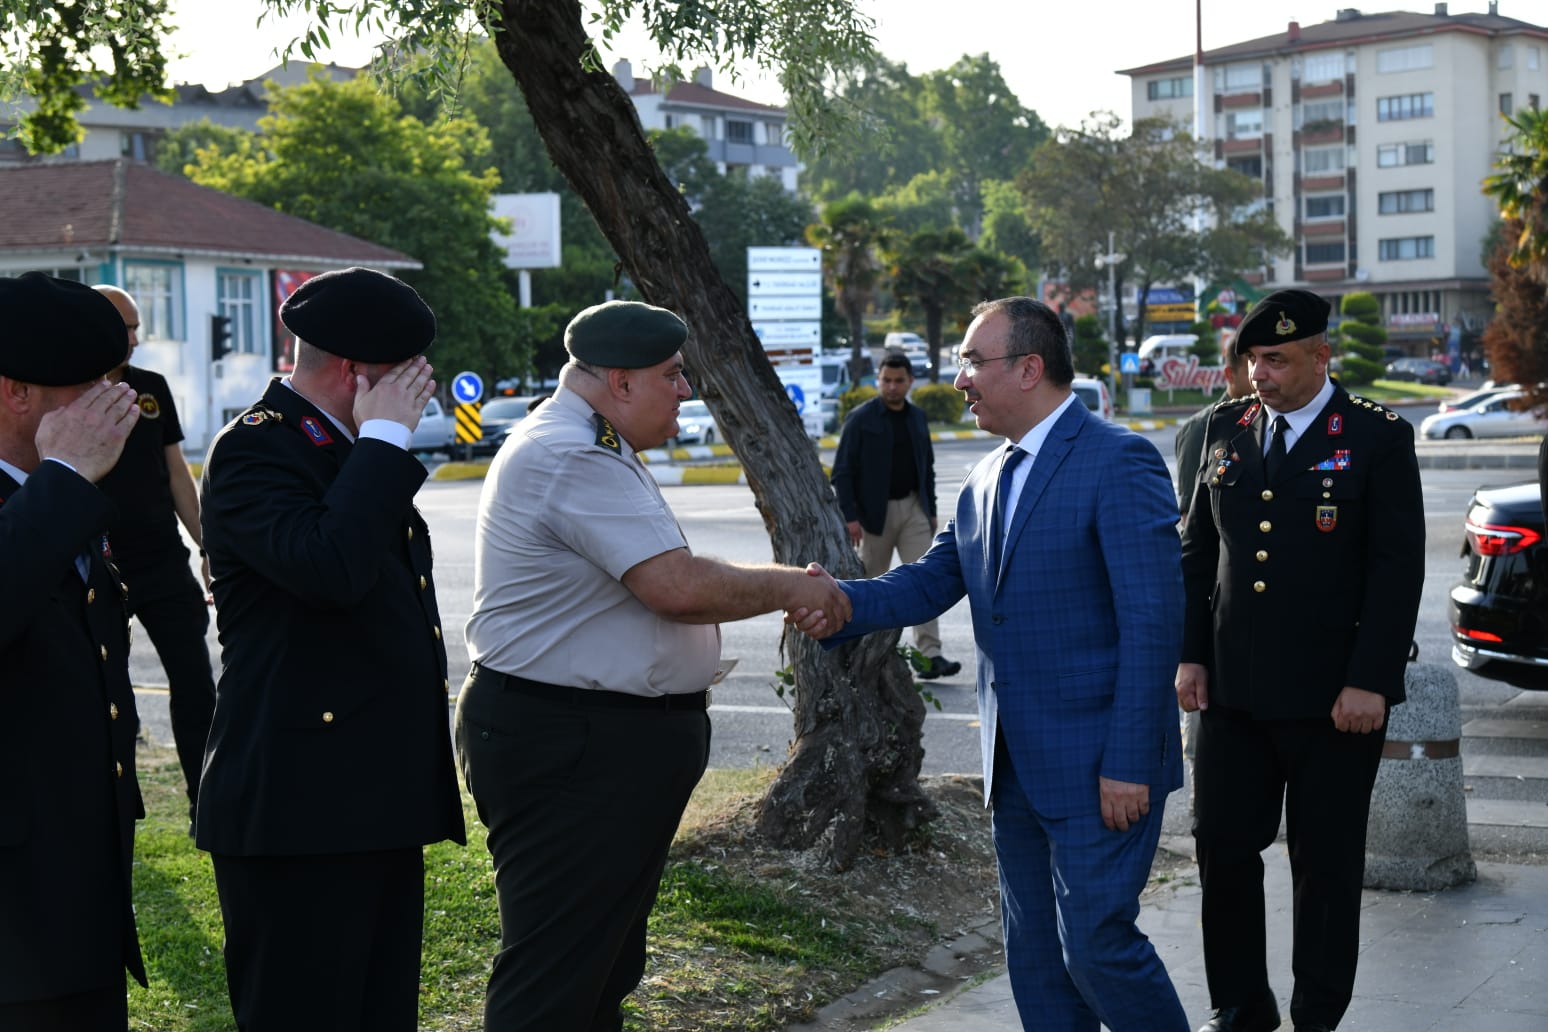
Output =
[{"x1": 164, "y1": 1, "x2": 1505, "y2": 131}]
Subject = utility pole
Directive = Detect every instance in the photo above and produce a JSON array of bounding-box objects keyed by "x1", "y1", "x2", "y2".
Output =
[{"x1": 1094, "y1": 232, "x2": 1126, "y2": 396}]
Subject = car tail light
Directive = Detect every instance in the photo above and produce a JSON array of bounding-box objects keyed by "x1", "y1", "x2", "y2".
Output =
[
  {"x1": 1464, "y1": 518, "x2": 1542, "y2": 556},
  {"x1": 1453, "y1": 625, "x2": 1505, "y2": 643}
]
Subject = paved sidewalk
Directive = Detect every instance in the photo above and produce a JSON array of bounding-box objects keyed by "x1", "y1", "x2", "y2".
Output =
[{"x1": 885, "y1": 841, "x2": 1548, "y2": 1032}]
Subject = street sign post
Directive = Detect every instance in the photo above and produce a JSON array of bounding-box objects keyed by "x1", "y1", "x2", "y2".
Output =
[{"x1": 451, "y1": 371, "x2": 484, "y2": 460}]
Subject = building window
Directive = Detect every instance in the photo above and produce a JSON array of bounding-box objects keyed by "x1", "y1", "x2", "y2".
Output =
[
  {"x1": 1377, "y1": 44, "x2": 1433, "y2": 73},
  {"x1": 123, "y1": 262, "x2": 180, "y2": 340},
  {"x1": 1530, "y1": 46, "x2": 1541, "y2": 71},
  {"x1": 1498, "y1": 45, "x2": 1514, "y2": 70},
  {"x1": 1378, "y1": 236, "x2": 1435, "y2": 261},
  {"x1": 1147, "y1": 76, "x2": 1193, "y2": 100},
  {"x1": 1304, "y1": 146, "x2": 1345, "y2": 174},
  {"x1": 1227, "y1": 110, "x2": 1263, "y2": 139},
  {"x1": 663, "y1": 114, "x2": 676, "y2": 129},
  {"x1": 1377, "y1": 189, "x2": 1434, "y2": 214},
  {"x1": 1303, "y1": 52, "x2": 1345, "y2": 83},
  {"x1": 1377, "y1": 140, "x2": 1434, "y2": 167},
  {"x1": 1376, "y1": 93, "x2": 1434, "y2": 121},
  {"x1": 1306, "y1": 241, "x2": 1346, "y2": 264},
  {"x1": 1301, "y1": 99, "x2": 1345, "y2": 126},
  {"x1": 1221, "y1": 63, "x2": 1262, "y2": 91},
  {"x1": 700, "y1": 115, "x2": 716, "y2": 139},
  {"x1": 1305, "y1": 194, "x2": 1346, "y2": 219},
  {"x1": 1226, "y1": 155, "x2": 1263, "y2": 178},
  {"x1": 1532, "y1": 94, "x2": 1542, "y2": 111},
  {"x1": 765, "y1": 121, "x2": 784, "y2": 145},
  {"x1": 1500, "y1": 93, "x2": 1514, "y2": 116},
  {"x1": 217, "y1": 270, "x2": 262, "y2": 355},
  {"x1": 726, "y1": 120, "x2": 754, "y2": 144}
]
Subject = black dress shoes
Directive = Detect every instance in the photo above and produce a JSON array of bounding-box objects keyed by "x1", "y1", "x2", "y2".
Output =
[{"x1": 1197, "y1": 995, "x2": 1281, "y2": 1032}]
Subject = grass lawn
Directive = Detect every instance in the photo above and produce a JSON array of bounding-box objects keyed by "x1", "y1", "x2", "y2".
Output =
[{"x1": 126, "y1": 748, "x2": 940, "y2": 1031}]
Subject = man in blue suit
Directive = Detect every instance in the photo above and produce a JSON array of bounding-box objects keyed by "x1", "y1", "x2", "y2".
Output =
[{"x1": 796, "y1": 297, "x2": 1188, "y2": 1031}]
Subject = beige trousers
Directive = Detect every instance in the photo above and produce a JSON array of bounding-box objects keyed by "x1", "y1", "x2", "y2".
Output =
[{"x1": 858, "y1": 493, "x2": 941, "y2": 658}]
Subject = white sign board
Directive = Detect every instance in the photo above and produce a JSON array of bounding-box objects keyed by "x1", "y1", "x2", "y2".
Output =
[
  {"x1": 749, "y1": 296, "x2": 821, "y2": 320},
  {"x1": 747, "y1": 246, "x2": 820, "y2": 271},
  {"x1": 490, "y1": 192, "x2": 561, "y2": 269},
  {"x1": 775, "y1": 365, "x2": 823, "y2": 413},
  {"x1": 753, "y1": 322, "x2": 822, "y2": 346},
  {"x1": 747, "y1": 272, "x2": 822, "y2": 296}
]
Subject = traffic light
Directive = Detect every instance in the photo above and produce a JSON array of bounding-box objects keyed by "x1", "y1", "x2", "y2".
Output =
[{"x1": 211, "y1": 314, "x2": 233, "y2": 362}]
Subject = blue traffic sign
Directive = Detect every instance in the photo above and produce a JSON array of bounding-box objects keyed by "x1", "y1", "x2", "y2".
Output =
[
  {"x1": 785, "y1": 382, "x2": 807, "y2": 413},
  {"x1": 452, "y1": 371, "x2": 484, "y2": 404},
  {"x1": 1119, "y1": 353, "x2": 1141, "y2": 375}
]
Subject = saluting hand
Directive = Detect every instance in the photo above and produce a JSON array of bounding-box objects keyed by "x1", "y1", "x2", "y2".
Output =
[
  {"x1": 354, "y1": 355, "x2": 436, "y2": 432},
  {"x1": 35, "y1": 380, "x2": 140, "y2": 482}
]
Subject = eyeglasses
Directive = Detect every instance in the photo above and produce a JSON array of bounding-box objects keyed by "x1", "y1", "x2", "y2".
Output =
[{"x1": 955, "y1": 352, "x2": 1026, "y2": 377}]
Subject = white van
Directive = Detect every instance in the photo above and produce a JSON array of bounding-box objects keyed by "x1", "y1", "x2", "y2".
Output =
[
  {"x1": 1137, "y1": 334, "x2": 1198, "y2": 375},
  {"x1": 884, "y1": 331, "x2": 927, "y2": 351}
]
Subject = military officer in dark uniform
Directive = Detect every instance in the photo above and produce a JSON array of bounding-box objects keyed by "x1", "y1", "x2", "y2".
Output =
[
  {"x1": 197, "y1": 267, "x2": 465, "y2": 1032},
  {"x1": 94, "y1": 285, "x2": 217, "y2": 823},
  {"x1": 0, "y1": 272, "x2": 147, "y2": 1030},
  {"x1": 1176, "y1": 289, "x2": 1425, "y2": 1032}
]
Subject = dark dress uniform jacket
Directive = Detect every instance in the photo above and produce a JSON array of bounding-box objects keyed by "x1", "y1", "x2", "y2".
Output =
[
  {"x1": 0, "y1": 463, "x2": 146, "y2": 1002},
  {"x1": 830, "y1": 396, "x2": 936, "y2": 534},
  {"x1": 1179, "y1": 386, "x2": 1425, "y2": 718},
  {"x1": 196, "y1": 380, "x2": 464, "y2": 856}
]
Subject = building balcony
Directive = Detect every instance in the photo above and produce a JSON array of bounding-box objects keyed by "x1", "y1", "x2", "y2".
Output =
[
  {"x1": 1301, "y1": 174, "x2": 1346, "y2": 192},
  {"x1": 1222, "y1": 137, "x2": 1263, "y2": 154},
  {"x1": 1299, "y1": 125, "x2": 1345, "y2": 145},
  {"x1": 1301, "y1": 80, "x2": 1344, "y2": 99},
  {"x1": 1303, "y1": 266, "x2": 1345, "y2": 282},
  {"x1": 1221, "y1": 91, "x2": 1262, "y2": 110},
  {"x1": 703, "y1": 139, "x2": 797, "y2": 168},
  {"x1": 1301, "y1": 219, "x2": 1346, "y2": 238}
]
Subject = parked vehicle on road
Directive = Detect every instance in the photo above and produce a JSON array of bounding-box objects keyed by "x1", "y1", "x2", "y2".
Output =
[
  {"x1": 1072, "y1": 376, "x2": 1113, "y2": 422},
  {"x1": 1385, "y1": 357, "x2": 1453, "y2": 385},
  {"x1": 469, "y1": 396, "x2": 533, "y2": 455},
  {"x1": 409, "y1": 396, "x2": 453, "y2": 456},
  {"x1": 1449, "y1": 478, "x2": 1548, "y2": 685},
  {"x1": 1419, "y1": 389, "x2": 1545, "y2": 439},
  {"x1": 674, "y1": 400, "x2": 720, "y2": 446},
  {"x1": 1437, "y1": 384, "x2": 1517, "y2": 414},
  {"x1": 1137, "y1": 334, "x2": 1197, "y2": 376}
]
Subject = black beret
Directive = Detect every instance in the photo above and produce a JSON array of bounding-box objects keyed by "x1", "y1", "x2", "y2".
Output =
[
  {"x1": 1232, "y1": 289, "x2": 1331, "y2": 356},
  {"x1": 564, "y1": 300, "x2": 687, "y2": 368},
  {"x1": 0, "y1": 272, "x2": 128, "y2": 385},
  {"x1": 280, "y1": 267, "x2": 435, "y2": 362}
]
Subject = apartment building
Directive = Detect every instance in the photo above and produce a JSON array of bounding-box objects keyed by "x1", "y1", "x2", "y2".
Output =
[
  {"x1": 1121, "y1": 3, "x2": 1548, "y2": 347},
  {"x1": 613, "y1": 60, "x2": 799, "y2": 192}
]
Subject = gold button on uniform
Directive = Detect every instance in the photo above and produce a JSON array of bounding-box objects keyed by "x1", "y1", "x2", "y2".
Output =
[
  {"x1": 322, "y1": 711, "x2": 334, "y2": 724},
  {"x1": 1256, "y1": 550, "x2": 1269, "y2": 562},
  {"x1": 419, "y1": 576, "x2": 427, "y2": 591},
  {"x1": 407, "y1": 526, "x2": 414, "y2": 541},
  {"x1": 99, "y1": 644, "x2": 108, "y2": 662},
  {"x1": 433, "y1": 625, "x2": 442, "y2": 641},
  {"x1": 1259, "y1": 520, "x2": 1272, "y2": 533},
  {"x1": 1253, "y1": 581, "x2": 1267, "y2": 593},
  {"x1": 1261, "y1": 489, "x2": 1274, "y2": 501},
  {"x1": 86, "y1": 588, "x2": 96, "y2": 604},
  {"x1": 115, "y1": 761, "x2": 123, "y2": 778},
  {"x1": 110, "y1": 702, "x2": 119, "y2": 720},
  {"x1": 443, "y1": 678, "x2": 450, "y2": 693}
]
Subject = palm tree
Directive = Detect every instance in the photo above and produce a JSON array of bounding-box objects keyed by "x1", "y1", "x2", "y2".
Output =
[
  {"x1": 807, "y1": 195, "x2": 889, "y2": 382},
  {"x1": 1484, "y1": 106, "x2": 1548, "y2": 283},
  {"x1": 886, "y1": 228, "x2": 977, "y2": 382}
]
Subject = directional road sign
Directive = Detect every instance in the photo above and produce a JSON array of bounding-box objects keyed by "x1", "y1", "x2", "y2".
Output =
[
  {"x1": 452, "y1": 371, "x2": 485, "y2": 404},
  {"x1": 454, "y1": 402, "x2": 483, "y2": 444}
]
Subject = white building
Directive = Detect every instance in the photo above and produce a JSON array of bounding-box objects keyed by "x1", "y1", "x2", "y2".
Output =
[{"x1": 1120, "y1": 3, "x2": 1548, "y2": 347}]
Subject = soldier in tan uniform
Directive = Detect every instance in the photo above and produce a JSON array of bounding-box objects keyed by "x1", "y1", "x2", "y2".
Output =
[{"x1": 456, "y1": 300, "x2": 850, "y2": 1032}]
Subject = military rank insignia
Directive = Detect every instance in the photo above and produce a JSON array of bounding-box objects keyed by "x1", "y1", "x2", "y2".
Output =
[
  {"x1": 137, "y1": 395, "x2": 161, "y2": 420},
  {"x1": 595, "y1": 415, "x2": 622, "y2": 454},
  {"x1": 1327, "y1": 412, "x2": 1342, "y2": 436},
  {"x1": 1237, "y1": 401, "x2": 1261, "y2": 427},
  {"x1": 240, "y1": 411, "x2": 268, "y2": 426},
  {"x1": 1316, "y1": 505, "x2": 1338, "y2": 532},
  {"x1": 300, "y1": 415, "x2": 334, "y2": 446}
]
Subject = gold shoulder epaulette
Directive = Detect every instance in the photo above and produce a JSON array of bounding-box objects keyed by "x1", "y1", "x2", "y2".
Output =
[
  {"x1": 238, "y1": 404, "x2": 282, "y2": 428},
  {"x1": 1348, "y1": 394, "x2": 1401, "y2": 421},
  {"x1": 594, "y1": 414, "x2": 622, "y2": 453}
]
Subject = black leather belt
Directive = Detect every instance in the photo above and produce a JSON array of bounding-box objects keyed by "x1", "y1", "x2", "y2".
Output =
[{"x1": 473, "y1": 664, "x2": 709, "y2": 711}]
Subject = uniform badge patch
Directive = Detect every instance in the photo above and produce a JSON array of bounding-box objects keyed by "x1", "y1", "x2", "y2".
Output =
[
  {"x1": 1327, "y1": 412, "x2": 1342, "y2": 436},
  {"x1": 300, "y1": 416, "x2": 334, "y2": 446},
  {"x1": 1312, "y1": 449, "x2": 1351, "y2": 471},
  {"x1": 137, "y1": 395, "x2": 161, "y2": 419},
  {"x1": 1275, "y1": 313, "x2": 1297, "y2": 336},
  {"x1": 1238, "y1": 401, "x2": 1261, "y2": 427},
  {"x1": 595, "y1": 415, "x2": 622, "y2": 454},
  {"x1": 241, "y1": 411, "x2": 268, "y2": 426},
  {"x1": 1316, "y1": 505, "x2": 1338, "y2": 532}
]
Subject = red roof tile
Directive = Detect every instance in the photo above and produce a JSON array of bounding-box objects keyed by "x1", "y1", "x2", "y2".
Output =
[{"x1": 0, "y1": 159, "x2": 417, "y2": 267}]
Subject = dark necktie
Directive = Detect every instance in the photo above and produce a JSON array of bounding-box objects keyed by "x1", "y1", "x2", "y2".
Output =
[
  {"x1": 991, "y1": 445, "x2": 1027, "y2": 568},
  {"x1": 1264, "y1": 415, "x2": 1289, "y2": 481}
]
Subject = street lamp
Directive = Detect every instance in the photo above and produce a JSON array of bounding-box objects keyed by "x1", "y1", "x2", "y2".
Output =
[{"x1": 1094, "y1": 231, "x2": 1126, "y2": 393}]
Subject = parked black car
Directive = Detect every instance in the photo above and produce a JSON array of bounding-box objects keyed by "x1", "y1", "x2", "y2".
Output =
[
  {"x1": 1385, "y1": 357, "x2": 1453, "y2": 385},
  {"x1": 1449, "y1": 479, "x2": 1548, "y2": 686}
]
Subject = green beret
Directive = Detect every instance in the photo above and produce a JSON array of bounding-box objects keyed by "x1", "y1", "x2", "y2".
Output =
[
  {"x1": 564, "y1": 300, "x2": 687, "y2": 368},
  {"x1": 280, "y1": 267, "x2": 435, "y2": 362},
  {"x1": 0, "y1": 272, "x2": 128, "y2": 385},
  {"x1": 1232, "y1": 288, "x2": 1331, "y2": 356}
]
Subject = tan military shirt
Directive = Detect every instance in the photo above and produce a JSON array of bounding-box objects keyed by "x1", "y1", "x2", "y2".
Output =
[{"x1": 466, "y1": 385, "x2": 721, "y2": 695}]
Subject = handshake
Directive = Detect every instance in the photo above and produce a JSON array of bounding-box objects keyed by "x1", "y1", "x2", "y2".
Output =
[{"x1": 782, "y1": 562, "x2": 850, "y2": 640}]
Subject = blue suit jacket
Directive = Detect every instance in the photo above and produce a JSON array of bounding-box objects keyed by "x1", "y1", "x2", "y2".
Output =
[{"x1": 831, "y1": 400, "x2": 1184, "y2": 815}]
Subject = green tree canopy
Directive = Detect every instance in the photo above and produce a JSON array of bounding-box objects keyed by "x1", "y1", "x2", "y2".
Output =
[
  {"x1": 807, "y1": 193, "x2": 889, "y2": 377},
  {"x1": 184, "y1": 72, "x2": 519, "y2": 384}
]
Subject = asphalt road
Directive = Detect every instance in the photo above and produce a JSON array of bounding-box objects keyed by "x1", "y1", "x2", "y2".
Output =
[{"x1": 130, "y1": 415, "x2": 1537, "y2": 780}]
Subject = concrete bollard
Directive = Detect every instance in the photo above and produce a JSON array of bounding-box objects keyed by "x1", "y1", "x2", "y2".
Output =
[{"x1": 1364, "y1": 660, "x2": 1477, "y2": 890}]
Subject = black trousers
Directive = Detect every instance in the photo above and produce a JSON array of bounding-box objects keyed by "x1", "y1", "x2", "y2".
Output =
[
  {"x1": 0, "y1": 986, "x2": 125, "y2": 1031},
  {"x1": 210, "y1": 848, "x2": 425, "y2": 1032},
  {"x1": 122, "y1": 558, "x2": 215, "y2": 818},
  {"x1": 453, "y1": 667, "x2": 711, "y2": 1032},
  {"x1": 1193, "y1": 704, "x2": 1384, "y2": 1029}
]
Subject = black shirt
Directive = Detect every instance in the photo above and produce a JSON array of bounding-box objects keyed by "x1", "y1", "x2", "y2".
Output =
[
  {"x1": 886, "y1": 405, "x2": 919, "y2": 499},
  {"x1": 98, "y1": 366, "x2": 187, "y2": 569}
]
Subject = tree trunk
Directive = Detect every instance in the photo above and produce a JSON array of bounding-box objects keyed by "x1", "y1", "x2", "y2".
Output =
[
  {"x1": 925, "y1": 304, "x2": 946, "y2": 383},
  {"x1": 491, "y1": 0, "x2": 936, "y2": 869}
]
